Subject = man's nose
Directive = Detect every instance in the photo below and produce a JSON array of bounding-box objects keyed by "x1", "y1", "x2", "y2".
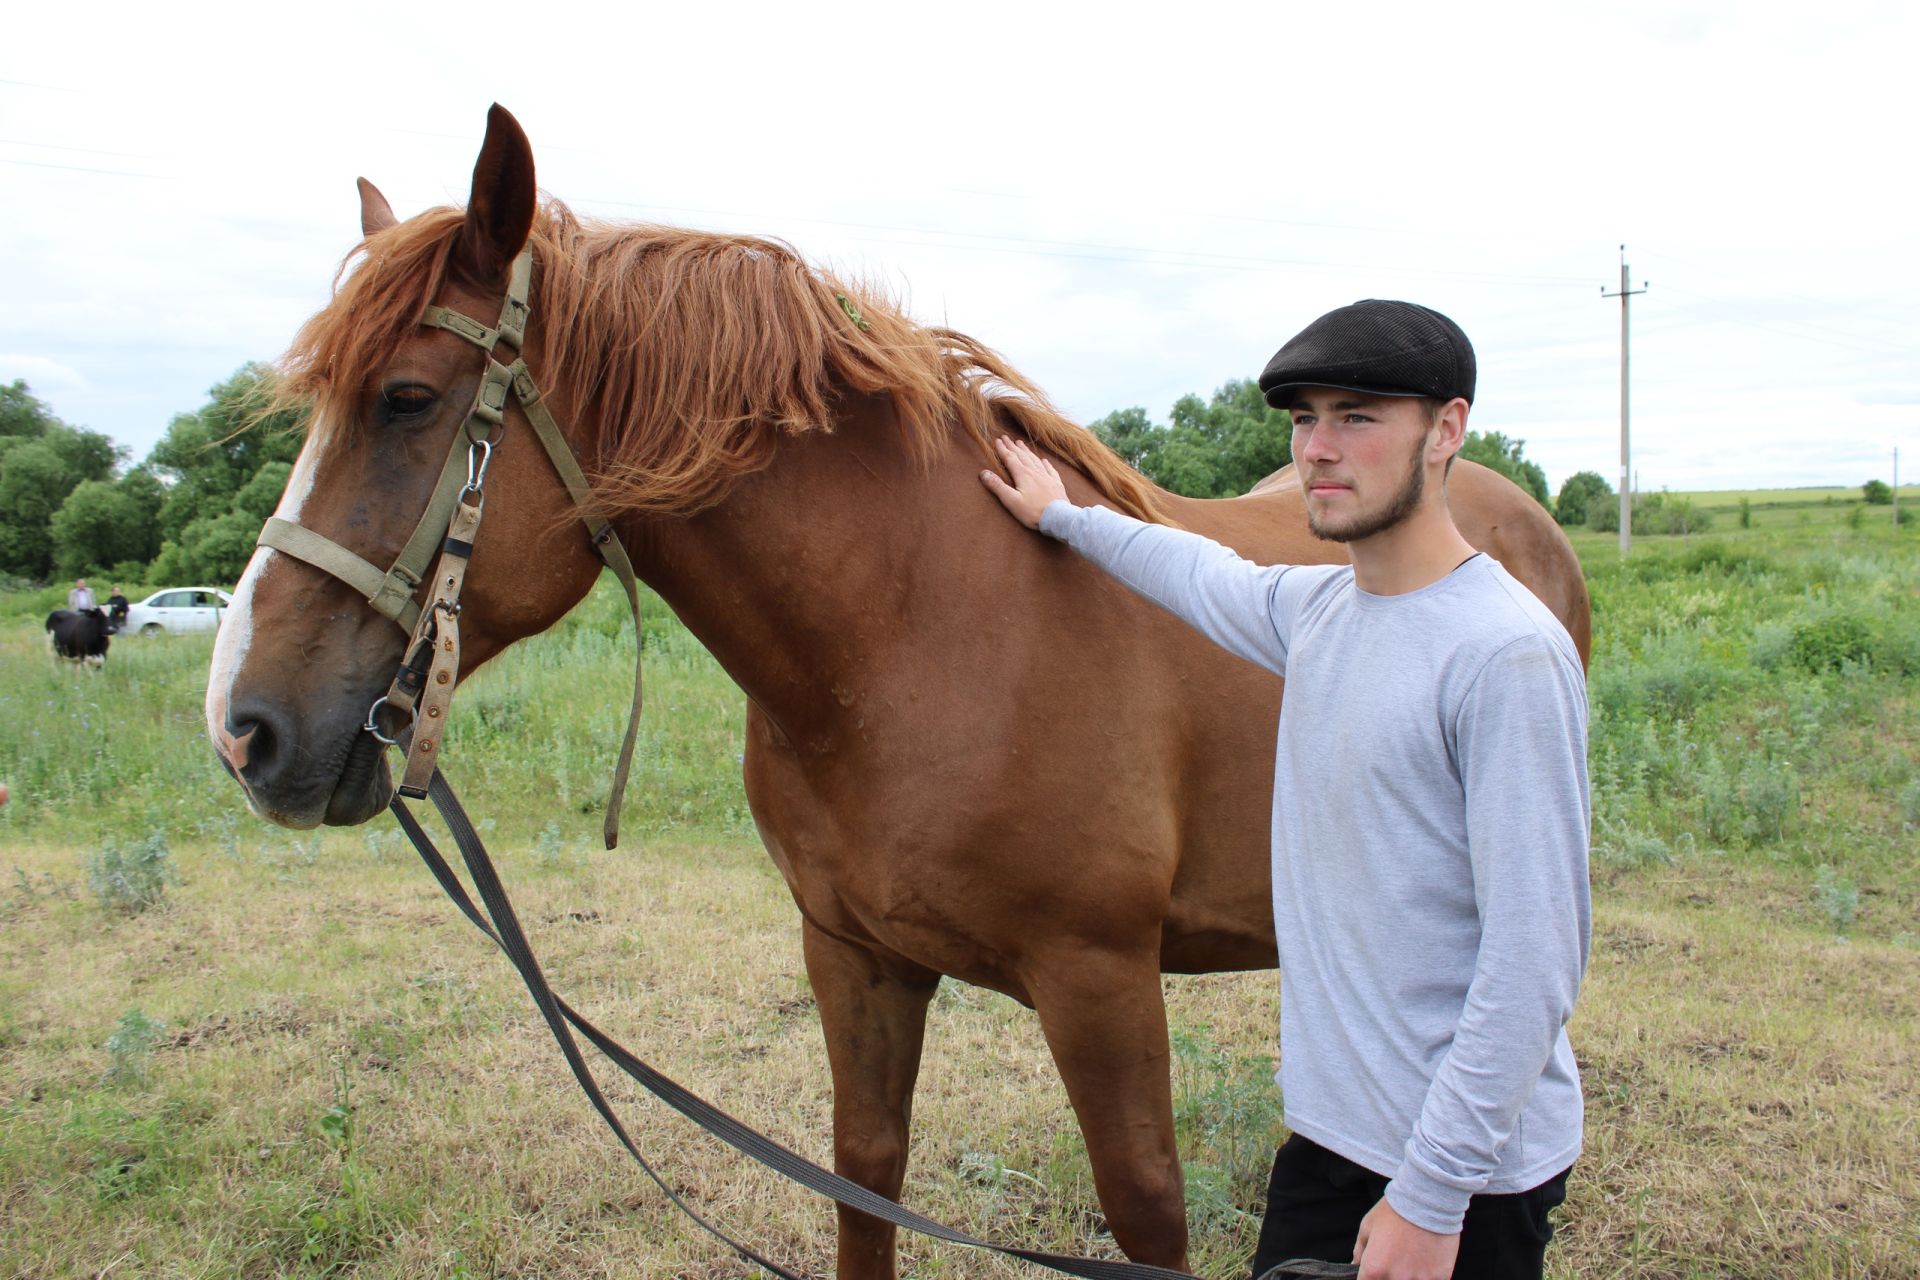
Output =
[{"x1": 1296, "y1": 424, "x2": 1337, "y2": 461}]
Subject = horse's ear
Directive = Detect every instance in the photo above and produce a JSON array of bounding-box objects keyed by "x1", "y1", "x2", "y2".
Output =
[
  {"x1": 457, "y1": 103, "x2": 536, "y2": 283},
  {"x1": 357, "y1": 178, "x2": 397, "y2": 238}
]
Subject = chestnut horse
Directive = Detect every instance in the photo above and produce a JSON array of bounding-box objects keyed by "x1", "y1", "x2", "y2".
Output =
[{"x1": 206, "y1": 107, "x2": 1590, "y2": 1278}]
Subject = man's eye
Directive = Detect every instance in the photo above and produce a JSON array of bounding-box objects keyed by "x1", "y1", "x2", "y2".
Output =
[{"x1": 384, "y1": 387, "x2": 436, "y2": 417}]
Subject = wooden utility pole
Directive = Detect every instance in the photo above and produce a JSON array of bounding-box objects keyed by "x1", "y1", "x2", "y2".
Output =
[
  {"x1": 1602, "y1": 246, "x2": 1648, "y2": 556},
  {"x1": 1895, "y1": 447, "x2": 1901, "y2": 529}
]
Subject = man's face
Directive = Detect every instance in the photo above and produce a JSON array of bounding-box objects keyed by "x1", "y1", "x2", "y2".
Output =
[{"x1": 1288, "y1": 390, "x2": 1435, "y2": 543}]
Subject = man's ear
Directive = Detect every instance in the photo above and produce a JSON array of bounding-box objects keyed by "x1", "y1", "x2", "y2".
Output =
[{"x1": 1430, "y1": 397, "x2": 1470, "y2": 462}]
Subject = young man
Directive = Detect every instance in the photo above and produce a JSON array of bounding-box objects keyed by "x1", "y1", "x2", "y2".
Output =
[
  {"x1": 106, "y1": 584, "x2": 131, "y2": 634},
  {"x1": 979, "y1": 300, "x2": 1591, "y2": 1280}
]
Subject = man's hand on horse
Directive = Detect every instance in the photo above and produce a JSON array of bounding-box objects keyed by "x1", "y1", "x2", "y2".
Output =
[{"x1": 980, "y1": 436, "x2": 1070, "y2": 529}]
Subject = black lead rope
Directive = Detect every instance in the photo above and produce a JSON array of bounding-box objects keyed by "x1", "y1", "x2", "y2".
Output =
[{"x1": 392, "y1": 769, "x2": 1354, "y2": 1280}]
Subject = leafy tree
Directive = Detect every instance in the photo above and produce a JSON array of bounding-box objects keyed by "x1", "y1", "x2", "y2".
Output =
[
  {"x1": 0, "y1": 386, "x2": 124, "y2": 579},
  {"x1": 1092, "y1": 379, "x2": 1292, "y2": 498},
  {"x1": 1862, "y1": 479, "x2": 1893, "y2": 505},
  {"x1": 234, "y1": 462, "x2": 294, "y2": 522},
  {"x1": 168, "y1": 511, "x2": 265, "y2": 584},
  {"x1": 0, "y1": 440, "x2": 74, "y2": 577},
  {"x1": 50, "y1": 480, "x2": 160, "y2": 576},
  {"x1": 1458, "y1": 431, "x2": 1549, "y2": 507},
  {"x1": 1, "y1": 380, "x2": 60, "y2": 438},
  {"x1": 1091, "y1": 406, "x2": 1159, "y2": 472},
  {"x1": 150, "y1": 364, "x2": 304, "y2": 545},
  {"x1": 49, "y1": 468, "x2": 163, "y2": 576},
  {"x1": 1554, "y1": 470, "x2": 1613, "y2": 527},
  {"x1": 147, "y1": 365, "x2": 306, "y2": 584}
]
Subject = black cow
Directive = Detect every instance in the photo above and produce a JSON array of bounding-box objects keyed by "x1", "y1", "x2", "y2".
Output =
[{"x1": 46, "y1": 608, "x2": 111, "y2": 667}]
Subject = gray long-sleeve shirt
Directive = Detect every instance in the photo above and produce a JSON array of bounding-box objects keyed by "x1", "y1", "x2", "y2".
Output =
[{"x1": 1040, "y1": 501, "x2": 1590, "y2": 1233}]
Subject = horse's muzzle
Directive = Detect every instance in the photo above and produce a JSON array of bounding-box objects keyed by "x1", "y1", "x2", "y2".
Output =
[{"x1": 223, "y1": 694, "x2": 392, "y2": 828}]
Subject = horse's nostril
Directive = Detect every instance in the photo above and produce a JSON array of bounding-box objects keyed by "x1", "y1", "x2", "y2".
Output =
[
  {"x1": 232, "y1": 719, "x2": 268, "y2": 773},
  {"x1": 226, "y1": 701, "x2": 288, "y2": 781}
]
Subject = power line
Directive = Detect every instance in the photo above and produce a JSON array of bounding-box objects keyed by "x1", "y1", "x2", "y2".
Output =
[
  {"x1": 940, "y1": 185, "x2": 1600, "y2": 249},
  {"x1": 0, "y1": 136, "x2": 159, "y2": 161},
  {"x1": 571, "y1": 194, "x2": 1597, "y2": 287},
  {"x1": 1634, "y1": 247, "x2": 1911, "y2": 355},
  {"x1": 1647, "y1": 283, "x2": 1909, "y2": 359},
  {"x1": 0, "y1": 76, "x2": 84, "y2": 93},
  {"x1": 0, "y1": 156, "x2": 173, "y2": 180}
]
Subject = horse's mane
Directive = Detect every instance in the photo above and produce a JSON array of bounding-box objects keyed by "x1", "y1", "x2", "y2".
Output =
[{"x1": 278, "y1": 198, "x2": 1168, "y2": 523}]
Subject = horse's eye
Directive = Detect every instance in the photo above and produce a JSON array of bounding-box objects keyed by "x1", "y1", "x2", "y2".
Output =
[{"x1": 383, "y1": 386, "x2": 437, "y2": 419}]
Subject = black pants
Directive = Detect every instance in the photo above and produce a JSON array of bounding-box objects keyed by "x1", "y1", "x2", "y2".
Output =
[{"x1": 1250, "y1": 1135, "x2": 1569, "y2": 1280}]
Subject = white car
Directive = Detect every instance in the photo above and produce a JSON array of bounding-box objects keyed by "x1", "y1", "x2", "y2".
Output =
[{"x1": 124, "y1": 587, "x2": 233, "y2": 636}]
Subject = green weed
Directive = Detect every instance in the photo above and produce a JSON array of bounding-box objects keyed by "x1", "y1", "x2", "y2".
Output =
[
  {"x1": 1898, "y1": 779, "x2": 1920, "y2": 828},
  {"x1": 532, "y1": 820, "x2": 589, "y2": 873},
  {"x1": 1169, "y1": 1023, "x2": 1282, "y2": 1201},
  {"x1": 1812, "y1": 866, "x2": 1859, "y2": 934},
  {"x1": 301, "y1": 1060, "x2": 382, "y2": 1272},
  {"x1": 63, "y1": 1098, "x2": 182, "y2": 1202},
  {"x1": 102, "y1": 1008, "x2": 164, "y2": 1086},
  {"x1": 1591, "y1": 814, "x2": 1671, "y2": 868},
  {"x1": 1787, "y1": 612, "x2": 1873, "y2": 673},
  {"x1": 1696, "y1": 748, "x2": 1800, "y2": 849},
  {"x1": 86, "y1": 828, "x2": 178, "y2": 915}
]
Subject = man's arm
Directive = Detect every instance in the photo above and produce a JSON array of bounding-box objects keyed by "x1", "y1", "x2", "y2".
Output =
[
  {"x1": 1384, "y1": 632, "x2": 1592, "y2": 1235},
  {"x1": 980, "y1": 436, "x2": 1298, "y2": 674}
]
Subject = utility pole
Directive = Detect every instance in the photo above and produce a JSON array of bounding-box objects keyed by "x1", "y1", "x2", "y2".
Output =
[
  {"x1": 1895, "y1": 447, "x2": 1901, "y2": 530},
  {"x1": 1602, "y1": 246, "x2": 1648, "y2": 555}
]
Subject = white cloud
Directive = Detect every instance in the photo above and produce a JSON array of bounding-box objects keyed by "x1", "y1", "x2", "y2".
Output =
[
  {"x1": 3, "y1": 0, "x2": 1916, "y2": 489},
  {"x1": 0, "y1": 354, "x2": 86, "y2": 391}
]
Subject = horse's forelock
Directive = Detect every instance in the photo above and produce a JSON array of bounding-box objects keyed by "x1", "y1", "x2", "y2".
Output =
[{"x1": 271, "y1": 208, "x2": 467, "y2": 442}]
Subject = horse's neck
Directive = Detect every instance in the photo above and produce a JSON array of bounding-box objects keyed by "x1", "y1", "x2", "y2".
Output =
[{"x1": 625, "y1": 394, "x2": 973, "y2": 747}]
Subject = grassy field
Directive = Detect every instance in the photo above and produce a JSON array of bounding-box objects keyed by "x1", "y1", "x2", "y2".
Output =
[{"x1": 2, "y1": 512, "x2": 1917, "y2": 1279}]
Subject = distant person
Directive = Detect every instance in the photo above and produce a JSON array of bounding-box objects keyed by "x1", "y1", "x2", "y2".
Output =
[
  {"x1": 106, "y1": 585, "x2": 131, "y2": 634},
  {"x1": 68, "y1": 578, "x2": 96, "y2": 612}
]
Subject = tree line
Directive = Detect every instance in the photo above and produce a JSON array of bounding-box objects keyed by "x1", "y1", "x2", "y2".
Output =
[
  {"x1": 20, "y1": 364, "x2": 1888, "y2": 591},
  {"x1": 0, "y1": 369, "x2": 302, "y2": 590},
  {"x1": 1091, "y1": 378, "x2": 1571, "y2": 514}
]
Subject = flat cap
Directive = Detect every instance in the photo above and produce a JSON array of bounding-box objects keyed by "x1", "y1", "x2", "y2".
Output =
[{"x1": 1258, "y1": 299, "x2": 1476, "y2": 408}]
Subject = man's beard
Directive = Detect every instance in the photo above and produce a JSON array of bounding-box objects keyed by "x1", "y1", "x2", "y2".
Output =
[{"x1": 1305, "y1": 436, "x2": 1427, "y2": 543}]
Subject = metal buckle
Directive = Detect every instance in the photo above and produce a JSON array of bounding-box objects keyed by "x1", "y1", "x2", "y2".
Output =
[{"x1": 364, "y1": 694, "x2": 416, "y2": 747}]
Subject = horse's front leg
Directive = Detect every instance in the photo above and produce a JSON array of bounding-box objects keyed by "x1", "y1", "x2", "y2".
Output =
[
  {"x1": 802, "y1": 920, "x2": 941, "y2": 1280},
  {"x1": 1029, "y1": 949, "x2": 1189, "y2": 1270}
]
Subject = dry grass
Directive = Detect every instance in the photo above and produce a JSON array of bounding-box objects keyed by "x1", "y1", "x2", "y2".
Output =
[
  {"x1": 3, "y1": 819, "x2": 1916, "y2": 1279},
  {"x1": 5, "y1": 526, "x2": 1919, "y2": 1278},
  {"x1": 1566, "y1": 871, "x2": 1920, "y2": 1279}
]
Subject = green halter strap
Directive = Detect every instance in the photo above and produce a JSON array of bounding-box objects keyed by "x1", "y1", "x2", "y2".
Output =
[{"x1": 255, "y1": 247, "x2": 647, "y2": 848}]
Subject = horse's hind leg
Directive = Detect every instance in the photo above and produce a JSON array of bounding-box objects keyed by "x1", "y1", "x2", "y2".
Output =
[
  {"x1": 1029, "y1": 951, "x2": 1189, "y2": 1270},
  {"x1": 803, "y1": 921, "x2": 940, "y2": 1280}
]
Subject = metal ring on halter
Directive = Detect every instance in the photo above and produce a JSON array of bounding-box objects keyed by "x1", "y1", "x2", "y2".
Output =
[
  {"x1": 364, "y1": 694, "x2": 416, "y2": 746},
  {"x1": 461, "y1": 437, "x2": 494, "y2": 500}
]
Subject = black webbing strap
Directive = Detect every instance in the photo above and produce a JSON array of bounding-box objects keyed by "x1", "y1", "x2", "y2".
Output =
[{"x1": 393, "y1": 770, "x2": 1350, "y2": 1280}]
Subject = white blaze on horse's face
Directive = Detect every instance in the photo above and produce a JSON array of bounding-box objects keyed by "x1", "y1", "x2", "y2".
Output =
[{"x1": 204, "y1": 432, "x2": 325, "y2": 783}]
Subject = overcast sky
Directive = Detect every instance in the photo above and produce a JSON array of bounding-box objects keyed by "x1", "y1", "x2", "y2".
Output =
[{"x1": 4, "y1": 1, "x2": 1915, "y2": 494}]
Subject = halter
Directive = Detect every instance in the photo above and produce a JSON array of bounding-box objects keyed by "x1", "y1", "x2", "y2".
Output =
[{"x1": 255, "y1": 247, "x2": 647, "y2": 847}]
